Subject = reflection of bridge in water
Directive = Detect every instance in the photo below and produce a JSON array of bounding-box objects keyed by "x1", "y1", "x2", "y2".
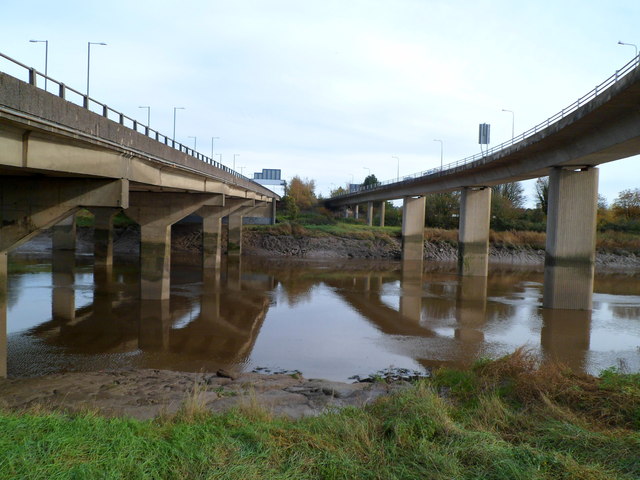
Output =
[{"x1": 10, "y1": 257, "x2": 611, "y2": 378}]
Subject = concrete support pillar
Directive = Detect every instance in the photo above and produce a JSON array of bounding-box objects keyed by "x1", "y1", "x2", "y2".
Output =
[
  {"x1": 126, "y1": 192, "x2": 221, "y2": 300},
  {"x1": 92, "y1": 208, "x2": 119, "y2": 267},
  {"x1": 379, "y1": 201, "x2": 386, "y2": 227},
  {"x1": 354, "y1": 204, "x2": 360, "y2": 220},
  {"x1": 366, "y1": 202, "x2": 374, "y2": 226},
  {"x1": 0, "y1": 252, "x2": 6, "y2": 378},
  {"x1": 458, "y1": 187, "x2": 491, "y2": 277},
  {"x1": 53, "y1": 214, "x2": 76, "y2": 251},
  {"x1": 228, "y1": 214, "x2": 243, "y2": 257},
  {"x1": 543, "y1": 168, "x2": 598, "y2": 310},
  {"x1": 271, "y1": 200, "x2": 277, "y2": 225},
  {"x1": 343, "y1": 207, "x2": 349, "y2": 219},
  {"x1": 401, "y1": 196, "x2": 425, "y2": 262},
  {"x1": 201, "y1": 207, "x2": 223, "y2": 269}
]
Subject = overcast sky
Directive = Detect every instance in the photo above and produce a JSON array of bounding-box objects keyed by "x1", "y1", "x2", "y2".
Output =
[{"x1": 1, "y1": 0, "x2": 638, "y2": 205}]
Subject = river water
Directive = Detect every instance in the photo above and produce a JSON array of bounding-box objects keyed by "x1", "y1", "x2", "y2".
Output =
[{"x1": 6, "y1": 251, "x2": 640, "y2": 381}]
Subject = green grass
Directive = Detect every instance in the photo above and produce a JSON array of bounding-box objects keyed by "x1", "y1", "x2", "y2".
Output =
[{"x1": 1, "y1": 349, "x2": 638, "y2": 479}]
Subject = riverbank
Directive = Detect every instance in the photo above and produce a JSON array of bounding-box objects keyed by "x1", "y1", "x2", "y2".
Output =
[
  {"x1": 14, "y1": 224, "x2": 640, "y2": 270},
  {"x1": 1, "y1": 350, "x2": 638, "y2": 479}
]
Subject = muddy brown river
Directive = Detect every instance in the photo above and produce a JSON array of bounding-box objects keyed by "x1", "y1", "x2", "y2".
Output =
[{"x1": 6, "y1": 251, "x2": 640, "y2": 381}]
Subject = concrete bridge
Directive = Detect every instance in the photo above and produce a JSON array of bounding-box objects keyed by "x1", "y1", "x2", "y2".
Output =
[
  {"x1": 0, "y1": 52, "x2": 279, "y2": 376},
  {"x1": 326, "y1": 55, "x2": 640, "y2": 312}
]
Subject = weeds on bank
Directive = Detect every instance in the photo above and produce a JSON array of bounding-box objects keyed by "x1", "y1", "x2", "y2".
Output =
[{"x1": 1, "y1": 349, "x2": 638, "y2": 479}]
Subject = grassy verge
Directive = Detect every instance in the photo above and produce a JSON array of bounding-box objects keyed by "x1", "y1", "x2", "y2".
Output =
[{"x1": 1, "y1": 350, "x2": 638, "y2": 479}]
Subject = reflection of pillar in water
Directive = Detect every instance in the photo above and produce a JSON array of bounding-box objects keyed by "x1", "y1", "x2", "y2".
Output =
[
  {"x1": 201, "y1": 269, "x2": 221, "y2": 323},
  {"x1": 541, "y1": 308, "x2": 591, "y2": 372},
  {"x1": 455, "y1": 275, "x2": 487, "y2": 343},
  {"x1": 226, "y1": 257, "x2": 242, "y2": 291},
  {"x1": 52, "y1": 249, "x2": 76, "y2": 325},
  {"x1": 0, "y1": 252, "x2": 7, "y2": 377},
  {"x1": 93, "y1": 264, "x2": 114, "y2": 317},
  {"x1": 138, "y1": 299, "x2": 171, "y2": 351},
  {"x1": 400, "y1": 260, "x2": 423, "y2": 322}
]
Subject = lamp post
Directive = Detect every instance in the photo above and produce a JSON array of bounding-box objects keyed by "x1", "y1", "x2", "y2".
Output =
[
  {"x1": 138, "y1": 106, "x2": 150, "y2": 126},
  {"x1": 172, "y1": 107, "x2": 185, "y2": 141},
  {"x1": 618, "y1": 40, "x2": 638, "y2": 57},
  {"x1": 29, "y1": 39, "x2": 48, "y2": 90},
  {"x1": 86, "y1": 41, "x2": 106, "y2": 99},
  {"x1": 502, "y1": 109, "x2": 515, "y2": 139},
  {"x1": 392, "y1": 156, "x2": 399, "y2": 181},
  {"x1": 433, "y1": 139, "x2": 443, "y2": 170},
  {"x1": 233, "y1": 153, "x2": 240, "y2": 171},
  {"x1": 211, "y1": 136, "x2": 220, "y2": 158},
  {"x1": 188, "y1": 136, "x2": 197, "y2": 151}
]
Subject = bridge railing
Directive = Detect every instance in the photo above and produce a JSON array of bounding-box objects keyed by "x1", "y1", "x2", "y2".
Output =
[
  {"x1": 333, "y1": 54, "x2": 640, "y2": 199},
  {"x1": 0, "y1": 51, "x2": 252, "y2": 183}
]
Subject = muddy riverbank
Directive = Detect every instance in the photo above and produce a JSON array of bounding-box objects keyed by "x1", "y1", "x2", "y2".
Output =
[{"x1": 15, "y1": 225, "x2": 640, "y2": 270}]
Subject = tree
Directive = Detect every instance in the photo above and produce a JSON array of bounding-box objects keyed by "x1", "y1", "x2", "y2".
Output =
[
  {"x1": 425, "y1": 192, "x2": 460, "y2": 229},
  {"x1": 286, "y1": 176, "x2": 317, "y2": 210},
  {"x1": 612, "y1": 188, "x2": 640, "y2": 220},
  {"x1": 492, "y1": 182, "x2": 525, "y2": 209},
  {"x1": 363, "y1": 174, "x2": 378, "y2": 187},
  {"x1": 535, "y1": 177, "x2": 549, "y2": 214},
  {"x1": 330, "y1": 186, "x2": 347, "y2": 197}
]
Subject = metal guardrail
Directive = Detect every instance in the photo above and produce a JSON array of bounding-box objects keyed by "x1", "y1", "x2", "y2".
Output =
[
  {"x1": 332, "y1": 54, "x2": 640, "y2": 199},
  {"x1": 0, "y1": 51, "x2": 251, "y2": 183}
]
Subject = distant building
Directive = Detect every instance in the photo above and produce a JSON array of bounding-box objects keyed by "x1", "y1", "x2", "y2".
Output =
[{"x1": 253, "y1": 169, "x2": 285, "y2": 186}]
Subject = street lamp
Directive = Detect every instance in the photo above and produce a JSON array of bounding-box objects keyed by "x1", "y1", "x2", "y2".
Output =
[
  {"x1": 392, "y1": 156, "x2": 399, "y2": 181},
  {"x1": 172, "y1": 107, "x2": 185, "y2": 141},
  {"x1": 29, "y1": 39, "x2": 48, "y2": 90},
  {"x1": 138, "y1": 106, "x2": 150, "y2": 126},
  {"x1": 433, "y1": 139, "x2": 443, "y2": 170},
  {"x1": 211, "y1": 136, "x2": 220, "y2": 158},
  {"x1": 86, "y1": 41, "x2": 106, "y2": 99},
  {"x1": 618, "y1": 40, "x2": 638, "y2": 57},
  {"x1": 188, "y1": 136, "x2": 197, "y2": 151},
  {"x1": 502, "y1": 109, "x2": 515, "y2": 139},
  {"x1": 233, "y1": 153, "x2": 240, "y2": 171}
]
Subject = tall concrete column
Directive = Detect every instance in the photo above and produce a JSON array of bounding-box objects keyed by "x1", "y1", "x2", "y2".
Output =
[
  {"x1": 0, "y1": 252, "x2": 7, "y2": 378},
  {"x1": 366, "y1": 202, "x2": 374, "y2": 226},
  {"x1": 543, "y1": 167, "x2": 599, "y2": 310},
  {"x1": 228, "y1": 214, "x2": 243, "y2": 257},
  {"x1": 354, "y1": 204, "x2": 360, "y2": 220},
  {"x1": 52, "y1": 214, "x2": 76, "y2": 251},
  {"x1": 458, "y1": 187, "x2": 491, "y2": 277},
  {"x1": 401, "y1": 196, "x2": 425, "y2": 261},
  {"x1": 201, "y1": 207, "x2": 223, "y2": 269},
  {"x1": 379, "y1": 201, "x2": 386, "y2": 227},
  {"x1": 92, "y1": 208, "x2": 119, "y2": 267}
]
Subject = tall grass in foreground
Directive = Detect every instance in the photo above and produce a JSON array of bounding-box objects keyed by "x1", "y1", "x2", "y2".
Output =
[{"x1": 0, "y1": 349, "x2": 638, "y2": 479}]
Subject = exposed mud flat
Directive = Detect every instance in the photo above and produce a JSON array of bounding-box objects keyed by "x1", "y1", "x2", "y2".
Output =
[{"x1": 0, "y1": 369, "x2": 407, "y2": 421}]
